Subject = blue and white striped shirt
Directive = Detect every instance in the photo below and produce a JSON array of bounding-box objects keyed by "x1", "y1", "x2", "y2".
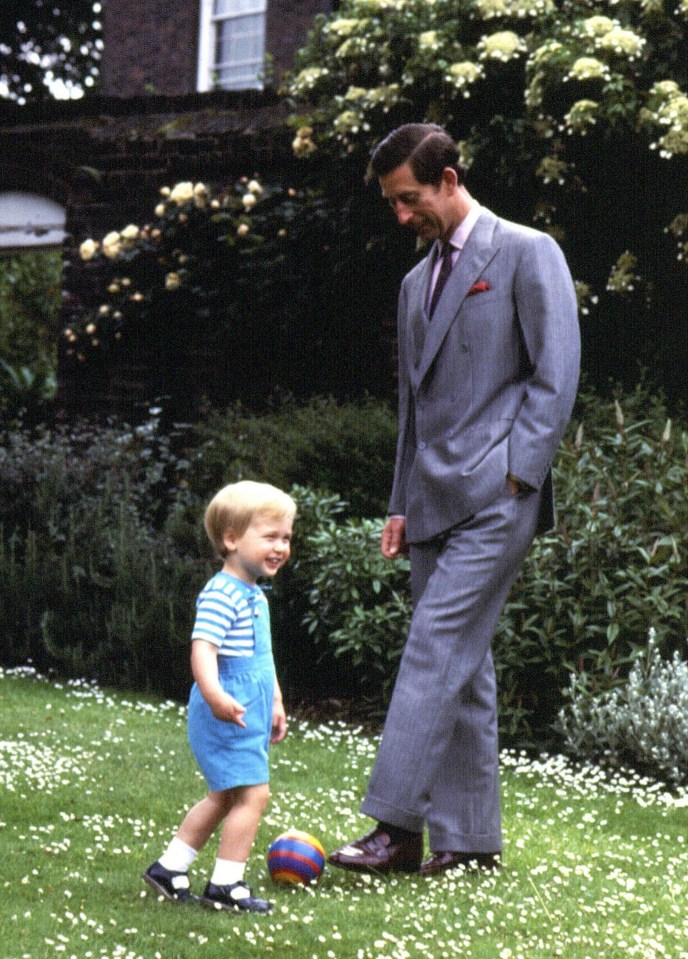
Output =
[{"x1": 192, "y1": 572, "x2": 266, "y2": 657}]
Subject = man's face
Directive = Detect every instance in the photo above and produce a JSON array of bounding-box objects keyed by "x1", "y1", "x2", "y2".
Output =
[{"x1": 379, "y1": 162, "x2": 456, "y2": 243}]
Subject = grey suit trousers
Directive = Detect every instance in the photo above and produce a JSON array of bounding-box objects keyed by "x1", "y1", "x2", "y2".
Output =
[{"x1": 361, "y1": 482, "x2": 542, "y2": 852}]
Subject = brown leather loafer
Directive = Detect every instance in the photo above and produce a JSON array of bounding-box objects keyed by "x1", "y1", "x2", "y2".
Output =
[
  {"x1": 328, "y1": 826, "x2": 423, "y2": 874},
  {"x1": 419, "y1": 851, "x2": 501, "y2": 876}
]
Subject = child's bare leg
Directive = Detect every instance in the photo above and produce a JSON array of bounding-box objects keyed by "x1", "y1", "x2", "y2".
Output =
[
  {"x1": 217, "y1": 783, "x2": 270, "y2": 861},
  {"x1": 176, "y1": 790, "x2": 234, "y2": 851}
]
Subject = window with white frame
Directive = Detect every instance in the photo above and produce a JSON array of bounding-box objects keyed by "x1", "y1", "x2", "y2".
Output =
[{"x1": 198, "y1": 0, "x2": 268, "y2": 92}]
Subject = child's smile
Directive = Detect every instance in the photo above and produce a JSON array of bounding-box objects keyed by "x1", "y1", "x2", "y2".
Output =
[{"x1": 222, "y1": 514, "x2": 293, "y2": 585}]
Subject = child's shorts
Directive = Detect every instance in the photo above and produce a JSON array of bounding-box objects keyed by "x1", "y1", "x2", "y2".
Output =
[{"x1": 187, "y1": 655, "x2": 275, "y2": 791}]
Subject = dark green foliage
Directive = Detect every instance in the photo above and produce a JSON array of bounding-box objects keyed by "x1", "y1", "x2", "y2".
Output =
[
  {"x1": 0, "y1": 413, "x2": 207, "y2": 697},
  {"x1": 295, "y1": 383, "x2": 687, "y2": 743},
  {"x1": 184, "y1": 395, "x2": 398, "y2": 518},
  {"x1": 1, "y1": 386, "x2": 685, "y2": 744},
  {"x1": 0, "y1": 251, "x2": 61, "y2": 421},
  {"x1": 497, "y1": 383, "x2": 687, "y2": 742},
  {"x1": 299, "y1": 515, "x2": 411, "y2": 708}
]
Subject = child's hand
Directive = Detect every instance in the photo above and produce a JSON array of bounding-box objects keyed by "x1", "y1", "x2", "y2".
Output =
[
  {"x1": 211, "y1": 693, "x2": 247, "y2": 727},
  {"x1": 271, "y1": 698, "x2": 287, "y2": 744}
]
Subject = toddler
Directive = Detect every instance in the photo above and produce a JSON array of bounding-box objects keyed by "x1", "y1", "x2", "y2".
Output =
[{"x1": 143, "y1": 480, "x2": 296, "y2": 913}]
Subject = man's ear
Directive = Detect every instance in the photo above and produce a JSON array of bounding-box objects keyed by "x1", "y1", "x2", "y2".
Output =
[{"x1": 441, "y1": 166, "x2": 458, "y2": 192}]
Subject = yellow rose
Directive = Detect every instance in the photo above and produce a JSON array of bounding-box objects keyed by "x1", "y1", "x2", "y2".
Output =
[
  {"x1": 170, "y1": 181, "x2": 194, "y2": 205},
  {"x1": 79, "y1": 238, "x2": 99, "y2": 261},
  {"x1": 102, "y1": 231, "x2": 122, "y2": 259}
]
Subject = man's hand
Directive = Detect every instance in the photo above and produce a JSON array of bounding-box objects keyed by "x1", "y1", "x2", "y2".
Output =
[
  {"x1": 507, "y1": 472, "x2": 534, "y2": 497},
  {"x1": 381, "y1": 516, "x2": 409, "y2": 559}
]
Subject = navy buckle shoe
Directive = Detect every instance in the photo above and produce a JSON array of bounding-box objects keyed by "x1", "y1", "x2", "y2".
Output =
[
  {"x1": 201, "y1": 880, "x2": 272, "y2": 914},
  {"x1": 142, "y1": 861, "x2": 197, "y2": 903}
]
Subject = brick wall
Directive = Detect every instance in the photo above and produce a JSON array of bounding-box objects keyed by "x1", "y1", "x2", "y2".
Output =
[
  {"x1": 101, "y1": 0, "x2": 201, "y2": 97},
  {"x1": 266, "y1": 0, "x2": 332, "y2": 82},
  {"x1": 102, "y1": 0, "x2": 333, "y2": 97}
]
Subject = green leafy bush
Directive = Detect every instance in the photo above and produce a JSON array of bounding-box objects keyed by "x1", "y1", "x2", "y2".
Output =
[
  {"x1": 558, "y1": 629, "x2": 688, "y2": 786},
  {"x1": 184, "y1": 395, "x2": 397, "y2": 518},
  {"x1": 296, "y1": 383, "x2": 687, "y2": 741},
  {"x1": 0, "y1": 412, "x2": 205, "y2": 695},
  {"x1": 1, "y1": 386, "x2": 685, "y2": 744},
  {"x1": 300, "y1": 515, "x2": 411, "y2": 705},
  {"x1": 0, "y1": 251, "x2": 61, "y2": 420},
  {"x1": 496, "y1": 383, "x2": 687, "y2": 741}
]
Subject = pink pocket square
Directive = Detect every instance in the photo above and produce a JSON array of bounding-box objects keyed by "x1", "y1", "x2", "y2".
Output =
[{"x1": 467, "y1": 281, "x2": 490, "y2": 296}]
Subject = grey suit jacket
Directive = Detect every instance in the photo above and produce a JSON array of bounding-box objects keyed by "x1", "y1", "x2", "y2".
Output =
[{"x1": 388, "y1": 207, "x2": 580, "y2": 543}]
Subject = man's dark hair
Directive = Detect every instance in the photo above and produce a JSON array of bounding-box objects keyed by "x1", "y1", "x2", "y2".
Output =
[{"x1": 367, "y1": 123, "x2": 468, "y2": 186}]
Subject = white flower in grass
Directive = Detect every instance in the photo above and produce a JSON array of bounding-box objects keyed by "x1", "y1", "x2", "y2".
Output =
[
  {"x1": 120, "y1": 224, "x2": 139, "y2": 241},
  {"x1": 242, "y1": 192, "x2": 257, "y2": 211},
  {"x1": 247, "y1": 179, "x2": 263, "y2": 195},
  {"x1": 478, "y1": 31, "x2": 527, "y2": 63}
]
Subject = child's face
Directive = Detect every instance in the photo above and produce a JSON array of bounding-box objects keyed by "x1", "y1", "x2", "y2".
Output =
[{"x1": 222, "y1": 512, "x2": 293, "y2": 584}]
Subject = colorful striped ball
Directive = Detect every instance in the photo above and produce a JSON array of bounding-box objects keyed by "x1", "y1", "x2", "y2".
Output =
[{"x1": 267, "y1": 829, "x2": 326, "y2": 885}]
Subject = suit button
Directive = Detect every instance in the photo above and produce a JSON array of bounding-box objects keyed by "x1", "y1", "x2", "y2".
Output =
[
  {"x1": 418, "y1": 441, "x2": 426, "y2": 450},
  {"x1": 461, "y1": 343, "x2": 469, "y2": 353}
]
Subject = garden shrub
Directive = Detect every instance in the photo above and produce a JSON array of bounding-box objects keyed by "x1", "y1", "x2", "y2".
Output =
[
  {"x1": 495, "y1": 382, "x2": 687, "y2": 742},
  {"x1": 558, "y1": 629, "x2": 688, "y2": 787},
  {"x1": 296, "y1": 382, "x2": 687, "y2": 742},
  {"x1": 0, "y1": 411, "x2": 206, "y2": 696},
  {"x1": 0, "y1": 251, "x2": 61, "y2": 421},
  {"x1": 0, "y1": 384, "x2": 685, "y2": 744},
  {"x1": 183, "y1": 394, "x2": 398, "y2": 518},
  {"x1": 299, "y1": 515, "x2": 411, "y2": 706}
]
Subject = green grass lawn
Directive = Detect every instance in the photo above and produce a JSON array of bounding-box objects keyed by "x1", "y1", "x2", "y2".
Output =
[{"x1": 2, "y1": 666, "x2": 687, "y2": 959}]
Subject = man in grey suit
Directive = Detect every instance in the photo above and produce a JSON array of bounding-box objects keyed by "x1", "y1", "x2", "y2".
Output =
[{"x1": 329, "y1": 123, "x2": 580, "y2": 877}]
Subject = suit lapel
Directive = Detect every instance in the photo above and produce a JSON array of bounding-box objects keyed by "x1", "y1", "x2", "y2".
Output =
[
  {"x1": 406, "y1": 244, "x2": 438, "y2": 383},
  {"x1": 415, "y1": 211, "x2": 500, "y2": 387}
]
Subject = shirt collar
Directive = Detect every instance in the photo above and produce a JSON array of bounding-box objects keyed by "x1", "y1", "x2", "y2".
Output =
[{"x1": 447, "y1": 202, "x2": 481, "y2": 252}]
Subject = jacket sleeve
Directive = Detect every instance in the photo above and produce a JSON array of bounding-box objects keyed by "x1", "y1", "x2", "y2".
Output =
[{"x1": 508, "y1": 231, "x2": 580, "y2": 489}]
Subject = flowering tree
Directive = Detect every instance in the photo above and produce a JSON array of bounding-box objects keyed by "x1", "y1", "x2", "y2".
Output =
[{"x1": 285, "y1": 0, "x2": 688, "y2": 397}]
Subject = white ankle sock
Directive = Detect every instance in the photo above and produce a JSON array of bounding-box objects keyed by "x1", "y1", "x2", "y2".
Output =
[
  {"x1": 159, "y1": 837, "x2": 198, "y2": 873},
  {"x1": 210, "y1": 858, "x2": 247, "y2": 893}
]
